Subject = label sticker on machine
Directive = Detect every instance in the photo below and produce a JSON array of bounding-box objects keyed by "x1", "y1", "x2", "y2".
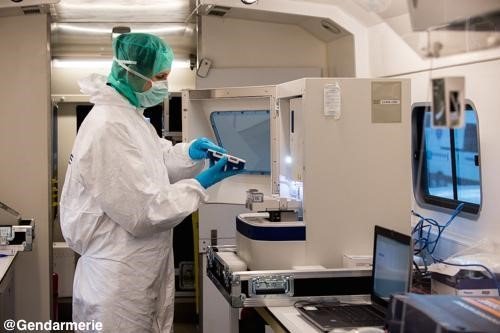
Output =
[
  {"x1": 371, "y1": 81, "x2": 402, "y2": 123},
  {"x1": 378, "y1": 99, "x2": 401, "y2": 105},
  {"x1": 324, "y1": 82, "x2": 341, "y2": 119}
]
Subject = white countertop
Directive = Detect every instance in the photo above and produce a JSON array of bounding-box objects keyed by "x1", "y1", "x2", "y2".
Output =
[
  {"x1": 267, "y1": 306, "x2": 322, "y2": 333},
  {"x1": 0, "y1": 252, "x2": 17, "y2": 284}
]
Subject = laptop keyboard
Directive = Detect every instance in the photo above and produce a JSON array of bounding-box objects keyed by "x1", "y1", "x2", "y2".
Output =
[{"x1": 330, "y1": 305, "x2": 383, "y2": 323}]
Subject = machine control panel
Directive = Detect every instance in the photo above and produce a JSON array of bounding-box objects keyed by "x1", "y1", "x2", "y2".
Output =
[{"x1": 250, "y1": 275, "x2": 294, "y2": 297}]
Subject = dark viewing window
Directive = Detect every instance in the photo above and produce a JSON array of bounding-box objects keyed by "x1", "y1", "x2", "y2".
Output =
[
  {"x1": 412, "y1": 102, "x2": 481, "y2": 214},
  {"x1": 210, "y1": 110, "x2": 270, "y2": 174},
  {"x1": 168, "y1": 96, "x2": 182, "y2": 132}
]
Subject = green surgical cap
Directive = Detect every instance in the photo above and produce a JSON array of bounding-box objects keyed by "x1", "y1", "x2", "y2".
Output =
[{"x1": 108, "y1": 33, "x2": 174, "y2": 107}]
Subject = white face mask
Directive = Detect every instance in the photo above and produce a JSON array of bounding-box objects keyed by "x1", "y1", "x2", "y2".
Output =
[
  {"x1": 134, "y1": 79, "x2": 169, "y2": 108},
  {"x1": 114, "y1": 57, "x2": 169, "y2": 107}
]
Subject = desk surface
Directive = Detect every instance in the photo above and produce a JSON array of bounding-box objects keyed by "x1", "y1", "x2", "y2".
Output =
[
  {"x1": 0, "y1": 253, "x2": 17, "y2": 284},
  {"x1": 267, "y1": 306, "x2": 322, "y2": 333}
]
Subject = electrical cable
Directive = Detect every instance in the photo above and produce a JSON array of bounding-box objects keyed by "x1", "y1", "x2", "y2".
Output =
[{"x1": 411, "y1": 203, "x2": 464, "y2": 255}]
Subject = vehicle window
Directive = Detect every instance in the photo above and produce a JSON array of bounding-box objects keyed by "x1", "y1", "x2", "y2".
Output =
[{"x1": 412, "y1": 103, "x2": 481, "y2": 214}]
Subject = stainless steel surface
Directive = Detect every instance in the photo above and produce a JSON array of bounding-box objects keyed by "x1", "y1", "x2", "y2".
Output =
[
  {"x1": 50, "y1": 0, "x2": 195, "y2": 23},
  {"x1": 51, "y1": 22, "x2": 196, "y2": 59},
  {"x1": 187, "y1": 86, "x2": 275, "y2": 100},
  {"x1": 49, "y1": 1, "x2": 196, "y2": 60}
]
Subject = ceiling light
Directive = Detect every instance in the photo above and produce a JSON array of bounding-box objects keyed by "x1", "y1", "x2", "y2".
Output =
[
  {"x1": 134, "y1": 26, "x2": 186, "y2": 34},
  {"x1": 241, "y1": 0, "x2": 258, "y2": 4},
  {"x1": 53, "y1": 23, "x2": 110, "y2": 34},
  {"x1": 52, "y1": 59, "x2": 190, "y2": 69},
  {"x1": 58, "y1": 0, "x2": 186, "y2": 11},
  {"x1": 171, "y1": 59, "x2": 190, "y2": 69},
  {"x1": 52, "y1": 59, "x2": 112, "y2": 69},
  {"x1": 353, "y1": 0, "x2": 390, "y2": 14},
  {"x1": 53, "y1": 23, "x2": 189, "y2": 35}
]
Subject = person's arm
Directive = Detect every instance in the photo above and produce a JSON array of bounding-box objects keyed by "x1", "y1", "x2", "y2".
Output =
[
  {"x1": 78, "y1": 123, "x2": 207, "y2": 237},
  {"x1": 160, "y1": 139, "x2": 205, "y2": 183}
]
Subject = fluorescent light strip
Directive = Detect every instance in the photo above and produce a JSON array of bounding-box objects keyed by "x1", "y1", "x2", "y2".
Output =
[
  {"x1": 52, "y1": 59, "x2": 112, "y2": 69},
  {"x1": 59, "y1": 0, "x2": 186, "y2": 11},
  {"x1": 52, "y1": 59, "x2": 190, "y2": 69},
  {"x1": 54, "y1": 23, "x2": 188, "y2": 34},
  {"x1": 54, "y1": 23, "x2": 189, "y2": 35},
  {"x1": 134, "y1": 26, "x2": 187, "y2": 34},
  {"x1": 54, "y1": 24, "x2": 110, "y2": 34}
]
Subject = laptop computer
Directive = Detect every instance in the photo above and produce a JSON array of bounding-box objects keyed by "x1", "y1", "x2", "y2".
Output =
[{"x1": 296, "y1": 225, "x2": 412, "y2": 331}]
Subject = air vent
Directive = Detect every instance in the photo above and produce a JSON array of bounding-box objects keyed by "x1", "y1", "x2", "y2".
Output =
[
  {"x1": 320, "y1": 20, "x2": 341, "y2": 34},
  {"x1": 207, "y1": 6, "x2": 231, "y2": 17},
  {"x1": 21, "y1": 5, "x2": 41, "y2": 15}
]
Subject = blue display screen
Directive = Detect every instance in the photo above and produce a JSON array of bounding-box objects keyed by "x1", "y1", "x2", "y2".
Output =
[{"x1": 373, "y1": 235, "x2": 411, "y2": 300}]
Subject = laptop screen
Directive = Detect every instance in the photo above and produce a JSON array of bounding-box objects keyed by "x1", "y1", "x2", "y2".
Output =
[{"x1": 372, "y1": 227, "x2": 411, "y2": 304}]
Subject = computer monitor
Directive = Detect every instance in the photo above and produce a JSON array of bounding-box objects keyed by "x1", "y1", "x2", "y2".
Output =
[{"x1": 371, "y1": 226, "x2": 412, "y2": 306}]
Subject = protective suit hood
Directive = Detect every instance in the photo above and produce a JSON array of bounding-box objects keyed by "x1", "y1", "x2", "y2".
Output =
[
  {"x1": 79, "y1": 73, "x2": 133, "y2": 109},
  {"x1": 107, "y1": 33, "x2": 174, "y2": 108}
]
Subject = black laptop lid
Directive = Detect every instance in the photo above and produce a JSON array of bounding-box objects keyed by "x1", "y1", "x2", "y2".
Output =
[{"x1": 371, "y1": 226, "x2": 412, "y2": 307}]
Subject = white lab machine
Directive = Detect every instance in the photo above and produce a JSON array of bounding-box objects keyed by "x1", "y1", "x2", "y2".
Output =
[
  {"x1": 183, "y1": 78, "x2": 412, "y2": 332},
  {"x1": 238, "y1": 78, "x2": 412, "y2": 270},
  {"x1": 275, "y1": 78, "x2": 412, "y2": 268}
]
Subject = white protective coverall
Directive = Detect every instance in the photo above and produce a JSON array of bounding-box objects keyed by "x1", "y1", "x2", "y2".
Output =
[{"x1": 60, "y1": 74, "x2": 207, "y2": 332}]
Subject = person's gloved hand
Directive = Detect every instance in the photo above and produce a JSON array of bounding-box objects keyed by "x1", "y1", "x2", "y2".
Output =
[
  {"x1": 195, "y1": 157, "x2": 243, "y2": 189},
  {"x1": 189, "y1": 137, "x2": 226, "y2": 160}
]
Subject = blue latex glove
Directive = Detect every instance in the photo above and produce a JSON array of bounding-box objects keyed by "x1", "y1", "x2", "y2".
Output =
[
  {"x1": 195, "y1": 157, "x2": 243, "y2": 189},
  {"x1": 189, "y1": 137, "x2": 226, "y2": 160}
]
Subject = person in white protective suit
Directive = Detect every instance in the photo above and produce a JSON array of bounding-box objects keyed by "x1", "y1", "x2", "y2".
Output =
[{"x1": 60, "y1": 33, "x2": 242, "y2": 332}]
